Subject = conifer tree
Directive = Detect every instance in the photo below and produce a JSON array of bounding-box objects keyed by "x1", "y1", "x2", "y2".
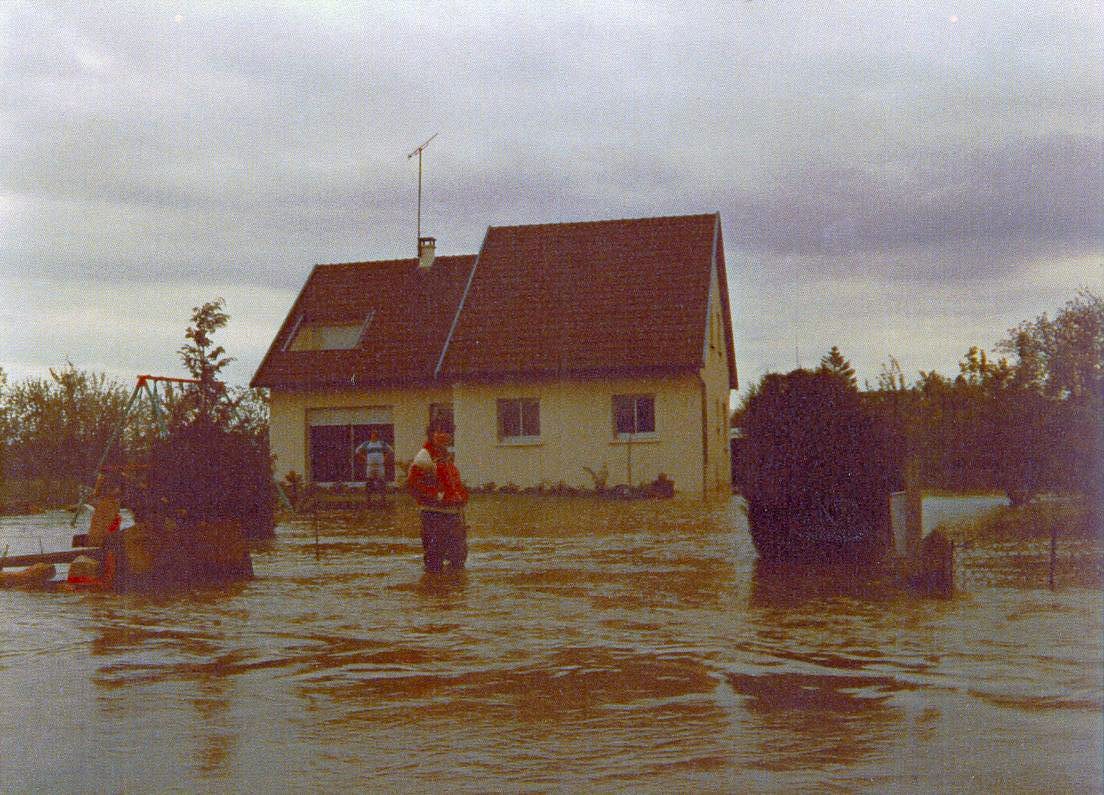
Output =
[
  {"x1": 818, "y1": 345, "x2": 858, "y2": 389},
  {"x1": 178, "y1": 298, "x2": 234, "y2": 425}
]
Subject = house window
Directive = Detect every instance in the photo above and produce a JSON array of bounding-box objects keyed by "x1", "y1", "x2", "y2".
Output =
[
  {"x1": 497, "y1": 398, "x2": 540, "y2": 442},
  {"x1": 429, "y1": 402, "x2": 454, "y2": 435},
  {"x1": 613, "y1": 394, "x2": 656, "y2": 437},
  {"x1": 286, "y1": 310, "x2": 375, "y2": 351},
  {"x1": 309, "y1": 423, "x2": 395, "y2": 483}
]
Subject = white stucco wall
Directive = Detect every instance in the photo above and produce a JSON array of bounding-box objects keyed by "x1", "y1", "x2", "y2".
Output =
[
  {"x1": 701, "y1": 257, "x2": 735, "y2": 496},
  {"x1": 268, "y1": 371, "x2": 727, "y2": 495},
  {"x1": 450, "y1": 375, "x2": 706, "y2": 494}
]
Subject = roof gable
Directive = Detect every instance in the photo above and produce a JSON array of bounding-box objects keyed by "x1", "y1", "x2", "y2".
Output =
[
  {"x1": 437, "y1": 214, "x2": 719, "y2": 379},
  {"x1": 252, "y1": 213, "x2": 733, "y2": 390}
]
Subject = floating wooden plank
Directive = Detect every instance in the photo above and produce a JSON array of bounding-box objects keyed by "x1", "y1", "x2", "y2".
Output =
[{"x1": 0, "y1": 548, "x2": 100, "y2": 569}]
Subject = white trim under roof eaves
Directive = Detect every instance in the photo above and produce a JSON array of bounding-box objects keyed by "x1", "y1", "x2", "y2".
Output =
[{"x1": 434, "y1": 228, "x2": 490, "y2": 379}]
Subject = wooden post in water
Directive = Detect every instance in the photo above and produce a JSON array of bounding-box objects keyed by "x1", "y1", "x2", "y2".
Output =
[
  {"x1": 1048, "y1": 526, "x2": 1057, "y2": 591},
  {"x1": 313, "y1": 507, "x2": 320, "y2": 561},
  {"x1": 904, "y1": 457, "x2": 924, "y2": 563}
]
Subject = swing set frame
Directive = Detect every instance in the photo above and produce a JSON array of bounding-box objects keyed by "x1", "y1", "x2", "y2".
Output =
[
  {"x1": 69, "y1": 374, "x2": 200, "y2": 526},
  {"x1": 70, "y1": 372, "x2": 293, "y2": 528}
]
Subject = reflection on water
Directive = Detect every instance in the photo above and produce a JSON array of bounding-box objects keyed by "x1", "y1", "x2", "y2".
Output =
[
  {"x1": 748, "y1": 559, "x2": 907, "y2": 607},
  {"x1": 726, "y1": 671, "x2": 906, "y2": 770},
  {"x1": 1, "y1": 497, "x2": 1101, "y2": 791}
]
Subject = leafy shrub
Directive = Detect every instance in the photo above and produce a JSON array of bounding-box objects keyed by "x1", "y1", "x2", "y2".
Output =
[
  {"x1": 645, "y1": 473, "x2": 675, "y2": 499},
  {"x1": 280, "y1": 471, "x2": 303, "y2": 509},
  {"x1": 132, "y1": 417, "x2": 274, "y2": 539},
  {"x1": 741, "y1": 369, "x2": 901, "y2": 562},
  {"x1": 582, "y1": 464, "x2": 609, "y2": 493}
]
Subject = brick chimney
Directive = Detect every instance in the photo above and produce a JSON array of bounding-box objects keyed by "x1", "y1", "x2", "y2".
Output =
[{"x1": 417, "y1": 236, "x2": 436, "y2": 270}]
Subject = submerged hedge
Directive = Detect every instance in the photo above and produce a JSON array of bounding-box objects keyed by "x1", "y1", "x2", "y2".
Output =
[
  {"x1": 131, "y1": 418, "x2": 275, "y2": 540},
  {"x1": 740, "y1": 370, "x2": 902, "y2": 562}
]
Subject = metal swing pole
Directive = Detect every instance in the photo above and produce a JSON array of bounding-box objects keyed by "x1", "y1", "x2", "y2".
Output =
[
  {"x1": 145, "y1": 379, "x2": 169, "y2": 438},
  {"x1": 68, "y1": 375, "x2": 199, "y2": 527},
  {"x1": 70, "y1": 379, "x2": 144, "y2": 526}
]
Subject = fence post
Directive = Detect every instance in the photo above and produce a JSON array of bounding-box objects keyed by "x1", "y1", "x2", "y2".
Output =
[{"x1": 1048, "y1": 526, "x2": 1057, "y2": 590}]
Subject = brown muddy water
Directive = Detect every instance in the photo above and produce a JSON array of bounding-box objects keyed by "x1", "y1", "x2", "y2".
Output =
[{"x1": 2, "y1": 496, "x2": 1101, "y2": 792}]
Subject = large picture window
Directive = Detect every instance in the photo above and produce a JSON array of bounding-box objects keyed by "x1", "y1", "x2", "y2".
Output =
[
  {"x1": 497, "y1": 398, "x2": 540, "y2": 441},
  {"x1": 309, "y1": 424, "x2": 395, "y2": 483},
  {"x1": 613, "y1": 394, "x2": 656, "y2": 437},
  {"x1": 307, "y1": 407, "x2": 394, "y2": 483}
]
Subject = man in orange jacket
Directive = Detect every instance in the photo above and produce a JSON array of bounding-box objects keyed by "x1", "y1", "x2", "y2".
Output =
[{"x1": 407, "y1": 424, "x2": 468, "y2": 572}]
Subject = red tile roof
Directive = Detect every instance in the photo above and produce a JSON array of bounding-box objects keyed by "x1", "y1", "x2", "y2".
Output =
[
  {"x1": 250, "y1": 254, "x2": 476, "y2": 388},
  {"x1": 251, "y1": 214, "x2": 737, "y2": 389},
  {"x1": 438, "y1": 214, "x2": 736, "y2": 386}
]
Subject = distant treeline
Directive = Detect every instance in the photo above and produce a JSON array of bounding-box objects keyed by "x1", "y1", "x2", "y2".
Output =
[
  {"x1": 734, "y1": 290, "x2": 1103, "y2": 511},
  {"x1": 0, "y1": 299, "x2": 270, "y2": 513}
]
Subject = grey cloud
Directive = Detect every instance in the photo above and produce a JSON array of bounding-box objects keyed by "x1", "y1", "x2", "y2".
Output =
[
  {"x1": 719, "y1": 134, "x2": 1102, "y2": 260},
  {"x1": 1, "y1": 1, "x2": 1100, "y2": 388}
]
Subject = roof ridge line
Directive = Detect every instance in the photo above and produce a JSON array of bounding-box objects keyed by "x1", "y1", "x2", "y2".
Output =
[
  {"x1": 486, "y1": 212, "x2": 715, "y2": 232},
  {"x1": 315, "y1": 253, "x2": 476, "y2": 269}
]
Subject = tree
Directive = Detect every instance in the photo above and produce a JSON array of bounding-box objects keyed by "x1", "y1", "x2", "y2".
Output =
[
  {"x1": 869, "y1": 355, "x2": 907, "y2": 393},
  {"x1": 0, "y1": 366, "x2": 6, "y2": 501},
  {"x1": 178, "y1": 298, "x2": 234, "y2": 424},
  {"x1": 997, "y1": 289, "x2": 1104, "y2": 400},
  {"x1": 135, "y1": 299, "x2": 274, "y2": 540},
  {"x1": 226, "y1": 385, "x2": 270, "y2": 438},
  {"x1": 0, "y1": 364, "x2": 130, "y2": 501},
  {"x1": 818, "y1": 346, "x2": 858, "y2": 389},
  {"x1": 994, "y1": 291, "x2": 1103, "y2": 509}
]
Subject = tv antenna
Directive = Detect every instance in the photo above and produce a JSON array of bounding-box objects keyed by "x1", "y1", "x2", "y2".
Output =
[{"x1": 407, "y1": 132, "x2": 438, "y2": 248}]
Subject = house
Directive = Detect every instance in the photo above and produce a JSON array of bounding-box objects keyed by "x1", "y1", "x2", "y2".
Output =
[{"x1": 251, "y1": 213, "x2": 738, "y2": 496}]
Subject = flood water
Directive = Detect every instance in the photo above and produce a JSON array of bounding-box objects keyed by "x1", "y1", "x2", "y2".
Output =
[{"x1": 2, "y1": 496, "x2": 1101, "y2": 792}]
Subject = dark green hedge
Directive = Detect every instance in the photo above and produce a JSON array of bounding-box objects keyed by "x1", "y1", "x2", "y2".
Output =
[
  {"x1": 132, "y1": 418, "x2": 274, "y2": 540},
  {"x1": 740, "y1": 370, "x2": 902, "y2": 562}
]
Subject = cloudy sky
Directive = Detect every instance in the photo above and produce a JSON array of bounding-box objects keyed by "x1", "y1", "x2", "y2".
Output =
[{"x1": 2, "y1": 1, "x2": 1101, "y2": 398}]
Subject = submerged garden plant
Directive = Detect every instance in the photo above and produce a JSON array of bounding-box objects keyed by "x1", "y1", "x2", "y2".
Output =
[
  {"x1": 136, "y1": 298, "x2": 275, "y2": 540},
  {"x1": 119, "y1": 299, "x2": 274, "y2": 590}
]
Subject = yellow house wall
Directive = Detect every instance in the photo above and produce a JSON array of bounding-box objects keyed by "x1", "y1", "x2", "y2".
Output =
[
  {"x1": 451, "y1": 375, "x2": 706, "y2": 494},
  {"x1": 701, "y1": 258, "x2": 735, "y2": 496},
  {"x1": 268, "y1": 385, "x2": 452, "y2": 481}
]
